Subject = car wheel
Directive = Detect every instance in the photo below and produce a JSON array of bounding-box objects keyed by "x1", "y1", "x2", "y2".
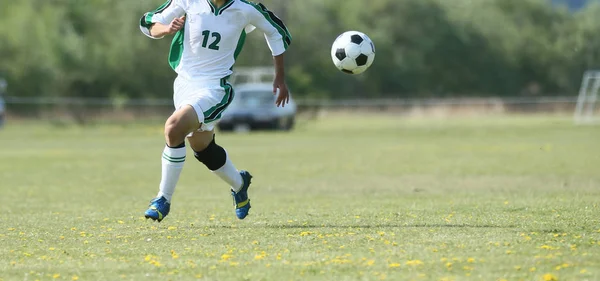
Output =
[
  {"x1": 217, "y1": 125, "x2": 232, "y2": 132},
  {"x1": 276, "y1": 116, "x2": 294, "y2": 131},
  {"x1": 284, "y1": 116, "x2": 295, "y2": 131}
]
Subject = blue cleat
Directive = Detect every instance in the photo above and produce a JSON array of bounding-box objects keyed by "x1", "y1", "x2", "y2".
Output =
[
  {"x1": 232, "y1": 170, "x2": 253, "y2": 219},
  {"x1": 144, "y1": 196, "x2": 170, "y2": 222}
]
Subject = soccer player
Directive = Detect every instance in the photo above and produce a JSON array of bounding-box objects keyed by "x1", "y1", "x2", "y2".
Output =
[{"x1": 139, "y1": 0, "x2": 292, "y2": 221}]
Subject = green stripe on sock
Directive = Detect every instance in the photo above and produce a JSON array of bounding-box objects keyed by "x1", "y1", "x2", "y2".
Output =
[{"x1": 163, "y1": 153, "x2": 186, "y2": 163}]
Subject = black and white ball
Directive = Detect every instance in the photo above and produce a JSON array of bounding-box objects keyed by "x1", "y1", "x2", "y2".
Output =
[{"x1": 331, "y1": 31, "x2": 375, "y2": 75}]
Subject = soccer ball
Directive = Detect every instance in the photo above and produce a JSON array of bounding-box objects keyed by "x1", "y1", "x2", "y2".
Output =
[{"x1": 331, "y1": 31, "x2": 375, "y2": 75}]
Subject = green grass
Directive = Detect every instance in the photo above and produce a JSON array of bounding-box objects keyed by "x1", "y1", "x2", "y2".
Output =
[{"x1": 1, "y1": 114, "x2": 599, "y2": 281}]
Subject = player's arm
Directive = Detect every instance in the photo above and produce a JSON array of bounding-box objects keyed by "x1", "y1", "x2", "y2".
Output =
[
  {"x1": 139, "y1": 0, "x2": 186, "y2": 39},
  {"x1": 272, "y1": 53, "x2": 289, "y2": 107},
  {"x1": 245, "y1": 3, "x2": 292, "y2": 107}
]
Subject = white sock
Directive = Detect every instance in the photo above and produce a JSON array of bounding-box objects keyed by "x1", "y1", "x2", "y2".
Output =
[
  {"x1": 157, "y1": 144, "x2": 186, "y2": 202},
  {"x1": 212, "y1": 150, "x2": 243, "y2": 192}
]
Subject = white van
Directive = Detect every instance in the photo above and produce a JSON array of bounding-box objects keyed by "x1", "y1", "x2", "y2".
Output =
[{"x1": 218, "y1": 67, "x2": 297, "y2": 132}]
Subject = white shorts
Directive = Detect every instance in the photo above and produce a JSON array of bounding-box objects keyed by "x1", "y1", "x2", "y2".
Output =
[{"x1": 173, "y1": 75, "x2": 234, "y2": 133}]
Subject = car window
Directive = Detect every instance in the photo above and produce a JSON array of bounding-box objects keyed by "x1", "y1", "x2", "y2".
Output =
[{"x1": 230, "y1": 91, "x2": 274, "y2": 109}]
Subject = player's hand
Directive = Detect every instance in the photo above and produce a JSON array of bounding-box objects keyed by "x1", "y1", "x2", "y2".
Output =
[
  {"x1": 273, "y1": 77, "x2": 290, "y2": 107},
  {"x1": 167, "y1": 16, "x2": 186, "y2": 34}
]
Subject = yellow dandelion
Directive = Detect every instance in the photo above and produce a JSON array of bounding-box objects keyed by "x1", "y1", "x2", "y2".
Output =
[
  {"x1": 170, "y1": 250, "x2": 179, "y2": 259},
  {"x1": 388, "y1": 263, "x2": 401, "y2": 268},
  {"x1": 195, "y1": 274, "x2": 202, "y2": 278},
  {"x1": 542, "y1": 273, "x2": 557, "y2": 281},
  {"x1": 53, "y1": 274, "x2": 60, "y2": 279},
  {"x1": 530, "y1": 267, "x2": 536, "y2": 272},
  {"x1": 406, "y1": 260, "x2": 424, "y2": 266},
  {"x1": 467, "y1": 258, "x2": 475, "y2": 263},
  {"x1": 220, "y1": 254, "x2": 233, "y2": 261},
  {"x1": 72, "y1": 275, "x2": 79, "y2": 280},
  {"x1": 366, "y1": 260, "x2": 375, "y2": 266},
  {"x1": 254, "y1": 251, "x2": 266, "y2": 260},
  {"x1": 580, "y1": 269, "x2": 587, "y2": 274},
  {"x1": 118, "y1": 220, "x2": 124, "y2": 224}
]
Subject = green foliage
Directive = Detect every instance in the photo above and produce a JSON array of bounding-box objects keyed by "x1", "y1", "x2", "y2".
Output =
[{"x1": 0, "y1": 0, "x2": 599, "y2": 99}]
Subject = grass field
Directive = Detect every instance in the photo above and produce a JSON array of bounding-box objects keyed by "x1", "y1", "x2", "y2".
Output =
[{"x1": 1, "y1": 114, "x2": 599, "y2": 281}]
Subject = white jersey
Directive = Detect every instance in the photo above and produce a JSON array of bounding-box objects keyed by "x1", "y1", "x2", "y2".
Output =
[{"x1": 140, "y1": 0, "x2": 292, "y2": 81}]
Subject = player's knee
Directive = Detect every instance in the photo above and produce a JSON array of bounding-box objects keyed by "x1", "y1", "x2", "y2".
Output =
[
  {"x1": 194, "y1": 136, "x2": 227, "y2": 171},
  {"x1": 164, "y1": 118, "x2": 186, "y2": 147}
]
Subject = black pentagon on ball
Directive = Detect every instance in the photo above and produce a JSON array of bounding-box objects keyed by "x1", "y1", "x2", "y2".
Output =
[
  {"x1": 356, "y1": 54, "x2": 368, "y2": 66},
  {"x1": 335, "y1": 48, "x2": 347, "y2": 61},
  {"x1": 350, "y1": 34, "x2": 364, "y2": 45},
  {"x1": 342, "y1": 69, "x2": 354, "y2": 74}
]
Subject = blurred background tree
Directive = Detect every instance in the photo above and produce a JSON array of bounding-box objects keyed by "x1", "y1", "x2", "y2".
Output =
[{"x1": 1, "y1": 0, "x2": 599, "y2": 100}]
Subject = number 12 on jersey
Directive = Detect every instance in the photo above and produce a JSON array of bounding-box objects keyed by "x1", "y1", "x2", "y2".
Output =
[{"x1": 201, "y1": 30, "x2": 221, "y2": 50}]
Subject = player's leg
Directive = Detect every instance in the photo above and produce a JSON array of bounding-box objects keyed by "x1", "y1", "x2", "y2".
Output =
[
  {"x1": 187, "y1": 129, "x2": 253, "y2": 220},
  {"x1": 145, "y1": 105, "x2": 200, "y2": 222}
]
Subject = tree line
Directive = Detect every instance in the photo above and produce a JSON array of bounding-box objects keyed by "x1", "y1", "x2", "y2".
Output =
[{"x1": 1, "y1": 0, "x2": 599, "y2": 101}]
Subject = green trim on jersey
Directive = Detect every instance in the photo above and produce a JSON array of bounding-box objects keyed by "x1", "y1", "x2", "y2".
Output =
[
  {"x1": 168, "y1": 26, "x2": 185, "y2": 70},
  {"x1": 234, "y1": 30, "x2": 247, "y2": 60},
  {"x1": 203, "y1": 78, "x2": 234, "y2": 123},
  {"x1": 141, "y1": 0, "x2": 173, "y2": 28},
  {"x1": 206, "y1": 0, "x2": 235, "y2": 16},
  {"x1": 239, "y1": 0, "x2": 292, "y2": 49}
]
